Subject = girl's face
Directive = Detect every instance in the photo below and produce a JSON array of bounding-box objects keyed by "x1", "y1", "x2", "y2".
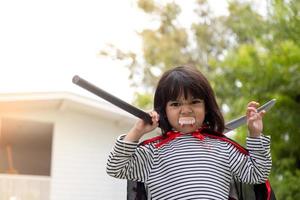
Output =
[{"x1": 165, "y1": 95, "x2": 206, "y2": 133}]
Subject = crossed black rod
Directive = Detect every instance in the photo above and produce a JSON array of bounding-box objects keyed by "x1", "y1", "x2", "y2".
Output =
[{"x1": 72, "y1": 75, "x2": 153, "y2": 125}]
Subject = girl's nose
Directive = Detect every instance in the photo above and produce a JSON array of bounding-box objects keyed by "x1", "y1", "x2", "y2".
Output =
[{"x1": 180, "y1": 104, "x2": 192, "y2": 114}]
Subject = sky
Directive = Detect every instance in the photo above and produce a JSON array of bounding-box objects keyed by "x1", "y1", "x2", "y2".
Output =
[{"x1": 0, "y1": 0, "x2": 229, "y2": 103}]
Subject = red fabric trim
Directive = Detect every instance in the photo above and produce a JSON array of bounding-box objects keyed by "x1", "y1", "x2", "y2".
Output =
[
  {"x1": 141, "y1": 135, "x2": 164, "y2": 145},
  {"x1": 154, "y1": 128, "x2": 206, "y2": 148},
  {"x1": 266, "y1": 179, "x2": 271, "y2": 200},
  {"x1": 155, "y1": 132, "x2": 182, "y2": 148},
  {"x1": 141, "y1": 128, "x2": 248, "y2": 156},
  {"x1": 202, "y1": 133, "x2": 249, "y2": 155},
  {"x1": 192, "y1": 132, "x2": 205, "y2": 140}
]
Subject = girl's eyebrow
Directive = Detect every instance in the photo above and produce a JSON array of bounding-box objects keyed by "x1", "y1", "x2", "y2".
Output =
[
  {"x1": 168, "y1": 98, "x2": 203, "y2": 102},
  {"x1": 168, "y1": 100, "x2": 179, "y2": 103}
]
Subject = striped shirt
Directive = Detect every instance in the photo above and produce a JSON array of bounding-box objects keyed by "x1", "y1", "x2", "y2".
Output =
[{"x1": 106, "y1": 133, "x2": 271, "y2": 200}]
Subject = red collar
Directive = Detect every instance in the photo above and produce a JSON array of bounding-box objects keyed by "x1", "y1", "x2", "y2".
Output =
[
  {"x1": 141, "y1": 127, "x2": 248, "y2": 155},
  {"x1": 155, "y1": 128, "x2": 205, "y2": 148}
]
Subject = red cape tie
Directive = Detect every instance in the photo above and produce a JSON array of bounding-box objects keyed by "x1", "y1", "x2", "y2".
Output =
[{"x1": 155, "y1": 128, "x2": 205, "y2": 148}]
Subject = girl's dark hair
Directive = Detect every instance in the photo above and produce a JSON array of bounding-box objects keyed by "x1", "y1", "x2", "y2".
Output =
[{"x1": 154, "y1": 65, "x2": 224, "y2": 135}]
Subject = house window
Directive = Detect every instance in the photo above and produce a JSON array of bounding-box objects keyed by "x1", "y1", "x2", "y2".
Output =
[{"x1": 0, "y1": 118, "x2": 53, "y2": 176}]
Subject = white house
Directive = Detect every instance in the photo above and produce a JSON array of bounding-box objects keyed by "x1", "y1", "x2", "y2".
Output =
[{"x1": 0, "y1": 92, "x2": 156, "y2": 200}]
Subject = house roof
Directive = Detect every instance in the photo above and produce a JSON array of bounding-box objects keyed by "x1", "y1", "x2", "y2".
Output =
[{"x1": 0, "y1": 91, "x2": 136, "y2": 124}]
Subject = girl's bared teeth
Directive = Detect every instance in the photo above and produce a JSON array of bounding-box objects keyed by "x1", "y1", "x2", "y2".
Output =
[{"x1": 178, "y1": 117, "x2": 196, "y2": 126}]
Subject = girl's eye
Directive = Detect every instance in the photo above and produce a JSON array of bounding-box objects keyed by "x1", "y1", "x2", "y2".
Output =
[
  {"x1": 192, "y1": 99, "x2": 204, "y2": 104},
  {"x1": 170, "y1": 102, "x2": 181, "y2": 107}
]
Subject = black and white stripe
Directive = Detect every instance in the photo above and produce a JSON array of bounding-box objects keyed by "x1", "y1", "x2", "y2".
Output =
[{"x1": 106, "y1": 134, "x2": 271, "y2": 200}]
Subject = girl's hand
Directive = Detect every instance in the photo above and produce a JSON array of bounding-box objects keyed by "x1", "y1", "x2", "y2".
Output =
[
  {"x1": 246, "y1": 101, "x2": 265, "y2": 138},
  {"x1": 124, "y1": 111, "x2": 160, "y2": 142}
]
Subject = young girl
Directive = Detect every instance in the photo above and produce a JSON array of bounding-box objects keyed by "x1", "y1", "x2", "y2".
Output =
[{"x1": 106, "y1": 66, "x2": 272, "y2": 200}]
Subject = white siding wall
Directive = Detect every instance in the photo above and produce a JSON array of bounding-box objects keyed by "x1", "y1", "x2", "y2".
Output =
[
  {"x1": 0, "y1": 174, "x2": 50, "y2": 200},
  {"x1": 0, "y1": 104, "x2": 136, "y2": 200},
  {"x1": 50, "y1": 110, "x2": 133, "y2": 200}
]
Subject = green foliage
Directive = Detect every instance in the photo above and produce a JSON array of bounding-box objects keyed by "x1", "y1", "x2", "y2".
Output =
[
  {"x1": 271, "y1": 0, "x2": 300, "y2": 45},
  {"x1": 270, "y1": 170, "x2": 300, "y2": 199},
  {"x1": 226, "y1": 0, "x2": 267, "y2": 43},
  {"x1": 133, "y1": 92, "x2": 153, "y2": 110},
  {"x1": 137, "y1": 0, "x2": 156, "y2": 13},
  {"x1": 137, "y1": 1, "x2": 193, "y2": 88},
  {"x1": 212, "y1": 3, "x2": 300, "y2": 198}
]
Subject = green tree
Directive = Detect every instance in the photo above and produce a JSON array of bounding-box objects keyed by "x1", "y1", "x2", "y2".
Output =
[{"x1": 207, "y1": 1, "x2": 300, "y2": 199}]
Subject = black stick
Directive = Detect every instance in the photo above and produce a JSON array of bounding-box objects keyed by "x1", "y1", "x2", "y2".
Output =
[{"x1": 72, "y1": 75, "x2": 153, "y2": 125}]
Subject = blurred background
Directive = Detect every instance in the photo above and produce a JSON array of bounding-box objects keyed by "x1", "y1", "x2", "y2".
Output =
[{"x1": 0, "y1": 0, "x2": 299, "y2": 199}]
